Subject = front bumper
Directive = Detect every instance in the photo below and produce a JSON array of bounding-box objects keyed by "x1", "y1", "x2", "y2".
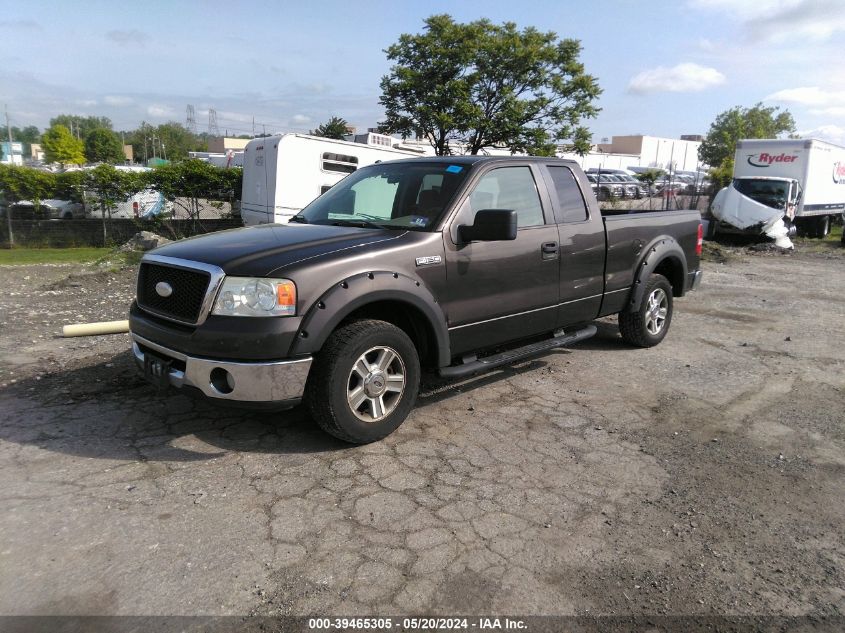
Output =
[{"x1": 131, "y1": 333, "x2": 312, "y2": 405}]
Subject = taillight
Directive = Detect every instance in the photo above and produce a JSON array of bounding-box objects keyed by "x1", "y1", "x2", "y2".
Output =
[
  {"x1": 696, "y1": 223, "x2": 703, "y2": 256},
  {"x1": 133, "y1": 201, "x2": 139, "y2": 218}
]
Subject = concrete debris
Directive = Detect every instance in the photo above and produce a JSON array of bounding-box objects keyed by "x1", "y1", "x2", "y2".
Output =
[{"x1": 119, "y1": 231, "x2": 172, "y2": 252}]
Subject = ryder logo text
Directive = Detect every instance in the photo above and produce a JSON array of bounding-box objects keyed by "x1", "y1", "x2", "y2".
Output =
[{"x1": 747, "y1": 152, "x2": 799, "y2": 167}]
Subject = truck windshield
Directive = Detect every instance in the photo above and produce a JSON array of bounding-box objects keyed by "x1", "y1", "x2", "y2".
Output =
[
  {"x1": 295, "y1": 162, "x2": 470, "y2": 231},
  {"x1": 733, "y1": 178, "x2": 790, "y2": 210}
]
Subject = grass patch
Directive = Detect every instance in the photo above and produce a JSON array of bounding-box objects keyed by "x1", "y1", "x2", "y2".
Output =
[
  {"x1": 0, "y1": 247, "x2": 111, "y2": 265},
  {"x1": 93, "y1": 249, "x2": 144, "y2": 271}
]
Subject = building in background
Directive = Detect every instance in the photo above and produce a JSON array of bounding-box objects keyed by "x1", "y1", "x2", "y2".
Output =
[
  {"x1": 29, "y1": 143, "x2": 45, "y2": 162},
  {"x1": 1, "y1": 141, "x2": 23, "y2": 165},
  {"x1": 207, "y1": 137, "x2": 250, "y2": 153},
  {"x1": 590, "y1": 135, "x2": 704, "y2": 171}
]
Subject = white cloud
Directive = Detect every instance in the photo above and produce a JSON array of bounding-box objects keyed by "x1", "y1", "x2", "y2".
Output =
[
  {"x1": 810, "y1": 107, "x2": 845, "y2": 118},
  {"x1": 104, "y1": 95, "x2": 133, "y2": 106},
  {"x1": 628, "y1": 63, "x2": 726, "y2": 94},
  {"x1": 797, "y1": 125, "x2": 845, "y2": 145},
  {"x1": 291, "y1": 114, "x2": 311, "y2": 125},
  {"x1": 75, "y1": 99, "x2": 98, "y2": 107},
  {"x1": 765, "y1": 86, "x2": 845, "y2": 106},
  {"x1": 147, "y1": 104, "x2": 175, "y2": 118},
  {"x1": 689, "y1": 0, "x2": 845, "y2": 42},
  {"x1": 218, "y1": 110, "x2": 254, "y2": 124}
]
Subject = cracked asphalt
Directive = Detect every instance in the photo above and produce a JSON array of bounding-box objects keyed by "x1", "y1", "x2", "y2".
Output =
[{"x1": 0, "y1": 243, "x2": 843, "y2": 618}]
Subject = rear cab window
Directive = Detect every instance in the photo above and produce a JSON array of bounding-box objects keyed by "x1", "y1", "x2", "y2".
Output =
[{"x1": 546, "y1": 165, "x2": 589, "y2": 224}]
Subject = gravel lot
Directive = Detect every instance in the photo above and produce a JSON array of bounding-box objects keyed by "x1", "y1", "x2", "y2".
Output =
[{"x1": 0, "y1": 240, "x2": 843, "y2": 623}]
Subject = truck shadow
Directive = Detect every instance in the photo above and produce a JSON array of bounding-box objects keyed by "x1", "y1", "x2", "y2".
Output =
[{"x1": 1, "y1": 347, "x2": 573, "y2": 463}]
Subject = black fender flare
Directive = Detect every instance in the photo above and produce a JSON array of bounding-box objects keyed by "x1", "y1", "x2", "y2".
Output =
[
  {"x1": 289, "y1": 271, "x2": 451, "y2": 367},
  {"x1": 625, "y1": 237, "x2": 688, "y2": 312}
]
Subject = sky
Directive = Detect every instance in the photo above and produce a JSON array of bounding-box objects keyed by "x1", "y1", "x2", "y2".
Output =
[{"x1": 1, "y1": 0, "x2": 844, "y2": 145}]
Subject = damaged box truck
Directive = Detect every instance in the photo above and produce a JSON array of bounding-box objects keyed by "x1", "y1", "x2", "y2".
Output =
[{"x1": 710, "y1": 138, "x2": 845, "y2": 248}]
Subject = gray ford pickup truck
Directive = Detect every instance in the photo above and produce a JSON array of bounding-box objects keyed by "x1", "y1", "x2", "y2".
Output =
[{"x1": 129, "y1": 156, "x2": 702, "y2": 443}]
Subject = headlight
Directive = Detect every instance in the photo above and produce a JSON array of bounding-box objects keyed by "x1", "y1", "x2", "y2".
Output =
[{"x1": 212, "y1": 277, "x2": 296, "y2": 317}]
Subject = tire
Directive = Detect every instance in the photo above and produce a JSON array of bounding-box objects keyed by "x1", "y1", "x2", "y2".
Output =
[
  {"x1": 304, "y1": 319, "x2": 420, "y2": 444},
  {"x1": 816, "y1": 215, "x2": 830, "y2": 238},
  {"x1": 618, "y1": 274, "x2": 674, "y2": 348}
]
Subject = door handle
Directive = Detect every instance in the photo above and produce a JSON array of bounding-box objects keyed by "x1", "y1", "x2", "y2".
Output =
[{"x1": 541, "y1": 241, "x2": 559, "y2": 254}]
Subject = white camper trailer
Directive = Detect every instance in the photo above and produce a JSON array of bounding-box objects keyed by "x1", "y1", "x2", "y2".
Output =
[
  {"x1": 711, "y1": 138, "x2": 845, "y2": 246},
  {"x1": 240, "y1": 134, "x2": 418, "y2": 225}
]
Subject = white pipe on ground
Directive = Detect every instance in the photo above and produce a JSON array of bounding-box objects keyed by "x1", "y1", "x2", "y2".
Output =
[{"x1": 61, "y1": 320, "x2": 130, "y2": 337}]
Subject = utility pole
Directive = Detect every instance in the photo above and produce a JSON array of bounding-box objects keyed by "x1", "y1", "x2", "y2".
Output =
[{"x1": 4, "y1": 105, "x2": 14, "y2": 245}]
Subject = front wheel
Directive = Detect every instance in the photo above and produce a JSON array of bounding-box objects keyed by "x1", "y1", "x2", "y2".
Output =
[
  {"x1": 618, "y1": 274, "x2": 674, "y2": 347},
  {"x1": 304, "y1": 319, "x2": 420, "y2": 444}
]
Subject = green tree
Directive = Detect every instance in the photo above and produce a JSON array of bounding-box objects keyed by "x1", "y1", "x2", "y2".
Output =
[
  {"x1": 124, "y1": 122, "x2": 206, "y2": 163},
  {"x1": 85, "y1": 128, "x2": 126, "y2": 164},
  {"x1": 379, "y1": 14, "x2": 601, "y2": 155},
  {"x1": 147, "y1": 159, "x2": 228, "y2": 221},
  {"x1": 50, "y1": 114, "x2": 113, "y2": 140},
  {"x1": 698, "y1": 103, "x2": 796, "y2": 168},
  {"x1": 707, "y1": 157, "x2": 734, "y2": 192},
  {"x1": 311, "y1": 116, "x2": 350, "y2": 140},
  {"x1": 7, "y1": 125, "x2": 41, "y2": 157},
  {"x1": 0, "y1": 164, "x2": 55, "y2": 205},
  {"x1": 633, "y1": 168, "x2": 666, "y2": 189},
  {"x1": 54, "y1": 170, "x2": 87, "y2": 203},
  {"x1": 85, "y1": 164, "x2": 143, "y2": 244},
  {"x1": 41, "y1": 125, "x2": 86, "y2": 166}
]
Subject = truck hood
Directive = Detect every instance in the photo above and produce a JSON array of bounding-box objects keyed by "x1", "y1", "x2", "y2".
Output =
[{"x1": 148, "y1": 223, "x2": 401, "y2": 276}]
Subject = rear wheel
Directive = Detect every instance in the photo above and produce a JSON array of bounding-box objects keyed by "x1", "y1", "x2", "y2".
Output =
[
  {"x1": 305, "y1": 319, "x2": 420, "y2": 444},
  {"x1": 618, "y1": 274, "x2": 674, "y2": 347},
  {"x1": 815, "y1": 215, "x2": 831, "y2": 238}
]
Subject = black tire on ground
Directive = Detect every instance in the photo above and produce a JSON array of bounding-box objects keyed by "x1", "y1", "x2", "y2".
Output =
[
  {"x1": 304, "y1": 319, "x2": 420, "y2": 444},
  {"x1": 618, "y1": 273, "x2": 674, "y2": 348},
  {"x1": 815, "y1": 215, "x2": 831, "y2": 238}
]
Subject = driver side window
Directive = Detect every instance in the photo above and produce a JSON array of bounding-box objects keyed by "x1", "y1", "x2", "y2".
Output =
[{"x1": 467, "y1": 166, "x2": 545, "y2": 228}]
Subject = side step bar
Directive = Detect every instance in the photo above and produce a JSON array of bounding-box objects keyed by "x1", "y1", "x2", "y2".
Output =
[{"x1": 438, "y1": 325, "x2": 597, "y2": 379}]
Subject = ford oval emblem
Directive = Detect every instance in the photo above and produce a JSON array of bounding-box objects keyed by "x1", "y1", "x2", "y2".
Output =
[{"x1": 155, "y1": 281, "x2": 173, "y2": 298}]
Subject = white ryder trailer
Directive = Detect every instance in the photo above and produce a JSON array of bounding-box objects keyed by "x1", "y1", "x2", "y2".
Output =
[
  {"x1": 711, "y1": 138, "x2": 845, "y2": 246},
  {"x1": 240, "y1": 134, "x2": 419, "y2": 225}
]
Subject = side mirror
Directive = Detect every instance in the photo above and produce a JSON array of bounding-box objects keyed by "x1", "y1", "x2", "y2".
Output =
[{"x1": 458, "y1": 209, "x2": 518, "y2": 242}]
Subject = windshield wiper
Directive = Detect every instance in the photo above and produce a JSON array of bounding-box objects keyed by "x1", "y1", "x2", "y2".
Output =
[
  {"x1": 327, "y1": 218, "x2": 386, "y2": 229},
  {"x1": 288, "y1": 214, "x2": 308, "y2": 224}
]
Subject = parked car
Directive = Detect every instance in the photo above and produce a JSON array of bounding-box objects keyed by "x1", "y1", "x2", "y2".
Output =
[
  {"x1": 605, "y1": 174, "x2": 640, "y2": 199},
  {"x1": 586, "y1": 173, "x2": 624, "y2": 200},
  {"x1": 6, "y1": 199, "x2": 84, "y2": 220},
  {"x1": 129, "y1": 156, "x2": 703, "y2": 443},
  {"x1": 614, "y1": 174, "x2": 649, "y2": 198}
]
